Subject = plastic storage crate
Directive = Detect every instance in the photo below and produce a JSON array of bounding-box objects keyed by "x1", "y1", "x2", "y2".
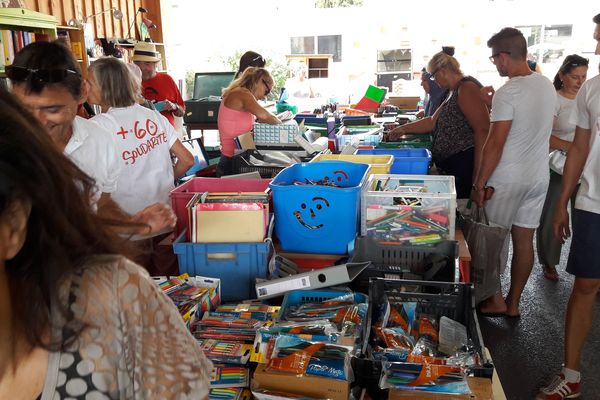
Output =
[
  {"x1": 232, "y1": 149, "x2": 316, "y2": 178},
  {"x1": 336, "y1": 125, "x2": 383, "y2": 148},
  {"x1": 170, "y1": 177, "x2": 271, "y2": 239},
  {"x1": 377, "y1": 134, "x2": 433, "y2": 149},
  {"x1": 349, "y1": 236, "x2": 459, "y2": 294},
  {"x1": 269, "y1": 161, "x2": 370, "y2": 254},
  {"x1": 364, "y1": 278, "x2": 492, "y2": 378},
  {"x1": 355, "y1": 148, "x2": 431, "y2": 174},
  {"x1": 253, "y1": 119, "x2": 299, "y2": 145},
  {"x1": 172, "y1": 231, "x2": 270, "y2": 302},
  {"x1": 311, "y1": 154, "x2": 393, "y2": 176},
  {"x1": 361, "y1": 174, "x2": 456, "y2": 242},
  {"x1": 279, "y1": 289, "x2": 368, "y2": 322}
]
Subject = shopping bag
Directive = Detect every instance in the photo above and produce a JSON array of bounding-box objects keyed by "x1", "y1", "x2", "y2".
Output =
[{"x1": 462, "y1": 205, "x2": 509, "y2": 304}]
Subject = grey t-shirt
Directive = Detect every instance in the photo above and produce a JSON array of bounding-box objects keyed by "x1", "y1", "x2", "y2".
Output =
[{"x1": 489, "y1": 73, "x2": 556, "y2": 184}]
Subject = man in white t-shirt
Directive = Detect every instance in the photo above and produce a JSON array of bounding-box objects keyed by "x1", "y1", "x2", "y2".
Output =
[
  {"x1": 537, "y1": 13, "x2": 600, "y2": 400},
  {"x1": 473, "y1": 27, "x2": 556, "y2": 317},
  {"x1": 8, "y1": 41, "x2": 175, "y2": 235}
]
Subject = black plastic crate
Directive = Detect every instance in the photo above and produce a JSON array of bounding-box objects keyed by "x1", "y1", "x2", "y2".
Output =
[
  {"x1": 356, "y1": 278, "x2": 493, "y2": 396},
  {"x1": 349, "y1": 236, "x2": 459, "y2": 293},
  {"x1": 231, "y1": 149, "x2": 315, "y2": 178}
]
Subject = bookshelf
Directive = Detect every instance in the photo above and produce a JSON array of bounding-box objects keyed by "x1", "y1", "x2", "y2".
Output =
[
  {"x1": 0, "y1": 8, "x2": 57, "y2": 76},
  {"x1": 56, "y1": 25, "x2": 89, "y2": 79}
]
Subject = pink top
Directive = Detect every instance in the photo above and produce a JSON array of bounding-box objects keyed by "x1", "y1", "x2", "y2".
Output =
[{"x1": 217, "y1": 100, "x2": 255, "y2": 157}]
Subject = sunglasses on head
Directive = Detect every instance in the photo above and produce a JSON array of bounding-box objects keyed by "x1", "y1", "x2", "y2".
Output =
[
  {"x1": 251, "y1": 55, "x2": 265, "y2": 65},
  {"x1": 6, "y1": 65, "x2": 80, "y2": 83}
]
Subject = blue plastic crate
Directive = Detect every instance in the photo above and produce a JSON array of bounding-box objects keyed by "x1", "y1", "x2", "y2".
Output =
[
  {"x1": 279, "y1": 289, "x2": 368, "y2": 322},
  {"x1": 356, "y1": 148, "x2": 431, "y2": 174},
  {"x1": 173, "y1": 232, "x2": 270, "y2": 302},
  {"x1": 269, "y1": 161, "x2": 370, "y2": 254}
]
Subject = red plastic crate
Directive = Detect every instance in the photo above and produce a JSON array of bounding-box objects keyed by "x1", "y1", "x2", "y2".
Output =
[{"x1": 170, "y1": 177, "x2": 271, "y2": 239}]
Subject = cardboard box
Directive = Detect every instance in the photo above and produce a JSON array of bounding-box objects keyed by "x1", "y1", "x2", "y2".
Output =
[
  {"x1": 387, "y1": 96, "x2": 420, "y2": 110},
  {"x1": 388, "y1": 377, "x2": 493, "y2": 400},
  {"x1": 252, "y1": 365, "x2": 350, "y2": 400}
]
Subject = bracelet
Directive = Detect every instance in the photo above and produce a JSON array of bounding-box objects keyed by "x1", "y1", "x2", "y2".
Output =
[{"x1": 472, "y1": 184, "x2": 485, "y2": 192}]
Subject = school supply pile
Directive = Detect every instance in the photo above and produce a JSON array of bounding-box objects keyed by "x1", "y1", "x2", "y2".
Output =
[
  {"x1": 193, "y1": 306, "x2": 278, "y2": 397},
  {"x1": 358, "y1": 278, "x2": 492, "y2": 397},
  {"x1": 361, "y1": 174, "x2": 456, "y2": 244},
  {"x1": 157, "y1": 274, "x2": 220, "y2": 329},
  {"x1": 250, "y1": 289, "x2": 367, "y2": 399}
]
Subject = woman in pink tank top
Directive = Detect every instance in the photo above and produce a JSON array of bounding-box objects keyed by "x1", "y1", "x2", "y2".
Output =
[{"x1": 217, "y1": 67, "x2": 281, "y2": 176}]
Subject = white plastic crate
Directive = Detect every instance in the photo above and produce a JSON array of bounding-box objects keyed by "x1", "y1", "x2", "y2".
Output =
[
  {"x1": 254, "y1": 119, "x2": 299, "y2": 144},
  {"x1": 336, "y1": 125, "x2": 383, "y2": 148},
  {"x1": 360, "y1": 174, "x2": 456, "y2": 244}
]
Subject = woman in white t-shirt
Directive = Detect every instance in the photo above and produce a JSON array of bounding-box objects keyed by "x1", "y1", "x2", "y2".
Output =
[
  {"x1": 87, "y1": 57, "x2": 194, "y2": 276},
  {"x1": 536, "y1": 54, "x2": 588, "y2": 281}
]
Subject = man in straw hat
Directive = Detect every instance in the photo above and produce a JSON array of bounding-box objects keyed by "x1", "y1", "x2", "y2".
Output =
[{"x1": 133, "y1": 41, "x2": 184, "y2": 127}]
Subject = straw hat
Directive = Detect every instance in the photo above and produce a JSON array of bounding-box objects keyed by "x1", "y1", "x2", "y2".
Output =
[{"x1": 132, "y1": 41, "x2": 161, "y2": 62}]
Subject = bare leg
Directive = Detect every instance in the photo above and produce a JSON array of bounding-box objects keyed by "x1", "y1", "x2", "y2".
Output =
[
  {"x1": 479, "y1": 292, "x2": 507, "y2": 314},
  {"x1": 505, "y1": 225, "x2": 535, "y2": 316},
  {"x1": 564, "y1": 277, "x2": 600, "y2": 370}
]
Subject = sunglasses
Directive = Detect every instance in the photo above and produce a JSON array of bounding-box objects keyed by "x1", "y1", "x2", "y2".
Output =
[
  {"x1": 262, "y1": 79, "x2": 272, "y2": 96},
  {"x1": 6, "y1": 65, "x2": 80, "y2": 83},
  {"x1": 429, "y1": 68, "x2": 441, "y2": 81}
]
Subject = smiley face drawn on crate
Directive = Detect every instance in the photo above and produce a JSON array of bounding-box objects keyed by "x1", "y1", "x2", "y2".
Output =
[
  {"x1": 331, "y1": 170, "x2": 349, "y2": 185},
  {"x1": 293, "y1": 196, "x2": 330, "y2": 230}
]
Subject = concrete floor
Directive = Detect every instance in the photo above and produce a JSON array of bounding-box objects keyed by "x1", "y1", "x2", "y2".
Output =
[{"x1": 479, "y1": 237, "x2": 600, "y2": 399}]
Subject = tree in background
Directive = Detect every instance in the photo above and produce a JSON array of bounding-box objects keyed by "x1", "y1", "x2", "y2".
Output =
[
  {"x1": 315, "y1": 0, "x2": 363, "y2": 8},
  {"x1": 184, "y1": 51, "x2": 289, "y2": 102}
]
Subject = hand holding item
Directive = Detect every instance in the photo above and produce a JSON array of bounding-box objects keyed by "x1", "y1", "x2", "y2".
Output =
[
  {"x1": 133, "y1": 202, "x2": 177, "y2": 235},
  {"x1": 480, "y1": 86, "x2": 495, "y2": 108},
  {"x1": 387, "y1": 126, "x2": 407, "y2": 141},
  {"x1": 154, "y1": 100, "x2": 177, "y2": 113},
  {"x1": 471, "y1": 185, "x2": 495, "y2": 208},
  {"x1": 164, "y1": 100, "x2": 177, "y2": 111},
  {"x1": 552, "y1": 206, "x2": 571, "y2": 244},
  {"x1": 153, "y1": 101, "x2": 167, "y2": 112}
]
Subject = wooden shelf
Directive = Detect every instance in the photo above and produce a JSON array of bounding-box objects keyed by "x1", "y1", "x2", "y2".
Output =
[
  {"x1": 57, "y1": 25, "x2": 89, "y2": 79},
  {"x1": 0, "y1": 8, "x2": 57, "y2": 77},
  {"x1": 286, "y1": 54, "x2": 333, "y2": 80}
]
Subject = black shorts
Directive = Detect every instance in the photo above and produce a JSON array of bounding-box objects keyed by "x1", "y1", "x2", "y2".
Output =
[{"x1": 566, "y1": 208, "x2": 600, "y2": 278}]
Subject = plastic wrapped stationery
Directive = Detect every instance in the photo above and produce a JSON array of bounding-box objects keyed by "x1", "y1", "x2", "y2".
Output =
[{"x1": 361, "y1": 174, "x2": 456, "y2": 244}]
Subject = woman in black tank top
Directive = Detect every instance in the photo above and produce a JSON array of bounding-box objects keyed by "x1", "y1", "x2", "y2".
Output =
[{"x1": 388, "y1": 52, "x2": 490, "y2": 198}]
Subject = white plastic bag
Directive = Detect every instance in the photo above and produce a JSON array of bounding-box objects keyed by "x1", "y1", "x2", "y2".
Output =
[{"x1": 549, "y1": 150, "x2": 567, "y2": 175}]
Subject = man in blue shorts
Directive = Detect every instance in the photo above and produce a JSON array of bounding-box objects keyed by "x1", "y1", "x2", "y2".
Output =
[
  {"x1": 473, "y1": 27, "x2": 556, "y2": 317},
  {"x1": 537, "y1": 12, "x2": 600, "y2": 400}
]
